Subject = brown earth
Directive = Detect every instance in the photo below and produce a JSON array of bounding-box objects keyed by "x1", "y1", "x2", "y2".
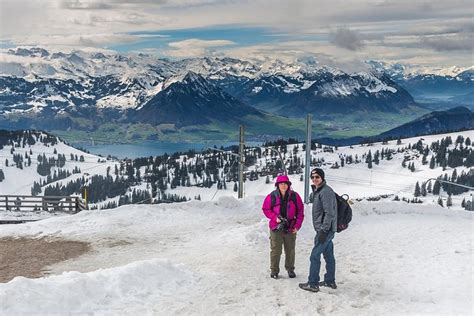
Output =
[{"x1": 0, "y1": 237, "x2": 91, "y2": 283}]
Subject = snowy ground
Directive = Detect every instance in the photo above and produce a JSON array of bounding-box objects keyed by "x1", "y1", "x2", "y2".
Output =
[{"x1": 1, "y1": 197, "x2": 472, "y2": 315}]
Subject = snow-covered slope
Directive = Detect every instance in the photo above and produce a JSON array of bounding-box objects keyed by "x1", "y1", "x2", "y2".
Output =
[
  {"x1": 0, "y1": 131, "x2": 118, "y2": 211},
  {"x1": 0, "y1": 197, "x2": 472, "y2": 314},
  {"x1": 1, "y1": 130, "x2": 472, "y2": 217},
  {"x1": 0, "y1": 130, "x2": 473, "y2": 314}
]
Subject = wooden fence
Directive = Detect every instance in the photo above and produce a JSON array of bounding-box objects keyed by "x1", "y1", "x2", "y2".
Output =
[{"x1": 0, "y1": 195, "x2": 87, "y2": 214}]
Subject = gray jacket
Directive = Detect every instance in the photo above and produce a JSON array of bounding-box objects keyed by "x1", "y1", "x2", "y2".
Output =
[{"x1": 311, "y1": 182, "x2": 337, "y2": 232}]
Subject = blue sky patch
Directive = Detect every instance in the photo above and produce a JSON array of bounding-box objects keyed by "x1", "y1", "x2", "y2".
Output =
[{"x1": 109, "y1": 25, "x2": 288, "y2": 53}]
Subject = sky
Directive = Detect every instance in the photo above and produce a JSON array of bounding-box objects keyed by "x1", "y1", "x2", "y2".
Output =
[{"x1": 0, "y1": 0, "x2": 473, "y2": 68}]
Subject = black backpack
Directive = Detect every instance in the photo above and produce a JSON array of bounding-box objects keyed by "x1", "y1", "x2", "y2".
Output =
[
  {"x1": 311, "y1": 187, "x2": 352, "y2": 233},
  {"x1": 335, "y1": 193, "x2": 352, "y2": 233}
]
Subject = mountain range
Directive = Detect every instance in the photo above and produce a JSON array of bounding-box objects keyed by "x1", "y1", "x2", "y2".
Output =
[
  {"x1": 0, "y1": 47, "x2": 472, "y2": 141},
  {"x1": 367, "y1": 61, "x2": 473, "y2": 104}
]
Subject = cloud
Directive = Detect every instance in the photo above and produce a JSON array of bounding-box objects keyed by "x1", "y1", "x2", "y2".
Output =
[
  {"x1": 420, "y1": 34, "x2": 473, "y2": 52},
  {"x1": 11, "y1": 33, "x2": 138, "y2": 48},
  {"x1": 1, "y1": 0, "x2": 473, "y2": 67},
  {"x1": 59, "y1": 0, "x2": 219, "y2": 10},
  {"x1": 165, "y1": 39, "x2": 235, "y2": 57},
  {"x1": 168, "y1": 39, "x2": 234, "y2": 49},
  {"x1": 329, "y1": 28, "x2": 365, "y2": 51}
]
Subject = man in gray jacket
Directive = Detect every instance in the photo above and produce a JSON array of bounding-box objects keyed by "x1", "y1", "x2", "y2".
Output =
[{"x1": 299, "y1": 168, "x2": 337, "y2": 292}]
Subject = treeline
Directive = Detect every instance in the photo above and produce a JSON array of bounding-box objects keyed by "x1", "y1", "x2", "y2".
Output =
[
  {"x1": 90, "y1": 190, "x2": 189, "y2": 210},
  {"x1": 31, "y1": 167, "x2": 81, "y2": 195},
  {"x1": 0, "y1": 130, "x2": 58, "y2": 149}
]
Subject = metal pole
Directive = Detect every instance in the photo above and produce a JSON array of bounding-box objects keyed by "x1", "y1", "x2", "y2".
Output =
[
  {"x1": 304, "y1": 114, "x2": 312, "y2": 204},
  {"x1": 238, "y1": 125, "x2": 244, "y2": 199},
  {"x1": 471, "y1": 193, "x2": 473, "y2": 212}
]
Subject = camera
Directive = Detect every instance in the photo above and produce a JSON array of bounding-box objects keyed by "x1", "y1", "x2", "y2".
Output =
[{"x1": 276, "y1": 216, "x2": 289, "y2": 232}]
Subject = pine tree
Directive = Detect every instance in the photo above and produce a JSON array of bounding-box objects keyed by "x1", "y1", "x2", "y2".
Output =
[
  {"x1": 451, "y1": 169, "x2": 458, "y2": 182},
  {"x1": 426, "y1": 181, "x2": 432, "y2": 193},
  {"x1": 373, "y1": 151, "x2": 380, "y2": 165},
  {"x1": 422, "y1": 152, "x2": 428, "y2": 165},
  {"x1": 429, "y1": 156, "x2": 435, "y2": 169},
  {"x1": 414, "y1": 182, "x2": 421, "y2": 197},
  {"x1": 366, "y1": 150, "x2": 373, "y2": 169},
  {"x1": 446, "y1": 194, "x2": 453, "y2": 208},
  {"x1": 421, "y1": 182, "x2": 427, "y2": 196},
  {"x1": 433, "y1": 180, "x2": 441, "y2": 195},
  {"x1": 402, "y1": 158, "x2": 407, "y2": 168},
  {"x1": 265, "y1": 176, "x2": 270, "y2": 184}
]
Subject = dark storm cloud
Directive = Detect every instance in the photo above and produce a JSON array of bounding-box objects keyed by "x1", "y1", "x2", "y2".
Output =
[{"x1": 329, "y1": 28, "x2": 365, "y2": 51}]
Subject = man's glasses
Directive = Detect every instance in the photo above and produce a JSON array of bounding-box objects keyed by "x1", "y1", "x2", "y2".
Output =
[{"x1": 311, "y1": 175, "x2": 321, "y2": 180}]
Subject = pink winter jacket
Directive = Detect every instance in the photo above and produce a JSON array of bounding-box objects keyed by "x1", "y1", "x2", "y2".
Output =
[{"x1": 262, "y1": 189, "x2": 305, "y2": 231}]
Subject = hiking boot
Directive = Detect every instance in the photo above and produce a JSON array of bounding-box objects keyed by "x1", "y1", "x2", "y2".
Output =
[
  {"x1": 299, "y1": 282, "x2": 319, "y2": 292},
  {"x1": 270, "y1": 273, "x2": 279, "y2": 279},
  {"x1": 319, "y1": 281, "x2": 337, "y2": 289},
  {"x1": 288, "y1": 271, "x2": 296, "y2": 278}
]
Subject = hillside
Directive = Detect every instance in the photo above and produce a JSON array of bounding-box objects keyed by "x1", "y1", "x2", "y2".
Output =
[
  {"x1": 377, "y1": 106, "x2": 474, "y2": 139},
  {"x1": 0, "y1": 130, "x2": 473, "y2": 219}
]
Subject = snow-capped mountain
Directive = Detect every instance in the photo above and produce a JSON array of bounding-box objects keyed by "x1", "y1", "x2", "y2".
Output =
[
  {"x1": 0, "y1": 47, "x2": 417, "y2": 127},
  {"x1": 130, "y1": 71, "x2": 262, "y2": 126},
  {"x1": 367, "y1": 60, "x2": 474, "y2": 102}
]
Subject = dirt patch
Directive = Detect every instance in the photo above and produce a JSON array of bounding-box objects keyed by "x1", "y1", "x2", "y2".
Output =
[{"x1": 0, "y1": 237, "x2": 91, "y2": 283}]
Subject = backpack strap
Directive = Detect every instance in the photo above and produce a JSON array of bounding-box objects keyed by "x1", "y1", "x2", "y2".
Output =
[
  {"x1": 290, "y1": 192, "x2": 298, "y2": 220},
  {"x1": 270, "y1": 190, "x2": 279, "y2": 209},
  {"x1": 271, "y1": 190, "x2": 299, "y2": 220}
]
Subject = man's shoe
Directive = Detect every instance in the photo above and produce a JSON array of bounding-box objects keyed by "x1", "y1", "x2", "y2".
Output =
[
  {"x1": 288, "y1": 271, "x2": 296, "y2": 278},
  {"x1": 270, "y1": 273, "x2": 279, "y2": 279},
  {"x1": 319, "y1": 281, "x2": 337, "y2": 289},
  {"x1": 298, "y1": 282, "x2": 319, "y2": 292}
]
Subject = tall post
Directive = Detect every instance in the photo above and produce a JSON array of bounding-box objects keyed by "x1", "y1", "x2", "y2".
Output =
[
  {"x1": 304, "y1": 114, "x2": 312, "y2": 204},
  {"x1": 238, "y1": 125, "x2": 245, "y2": 199},
  {"x1": 471, "y1": 193, "x2": 473, "y2": 212},
  {"x1": 82, "y1": 187, "x2": 88, "y2": 210}
]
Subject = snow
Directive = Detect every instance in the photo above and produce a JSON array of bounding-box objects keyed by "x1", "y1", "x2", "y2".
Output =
[
  {"x1": 0, "y1": 197, "x2": 472, "y2": 314},
  {"x1": 0, "y1": 131, "x2": 473, "y2": 314},
  {"x1": 0, "y1": 259, "x2": 197, "y2": 315}
]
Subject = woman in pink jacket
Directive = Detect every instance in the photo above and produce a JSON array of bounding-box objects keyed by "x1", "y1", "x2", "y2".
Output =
[{"x1": 262, "y1": 175, "x2": 304, "y2": 279}]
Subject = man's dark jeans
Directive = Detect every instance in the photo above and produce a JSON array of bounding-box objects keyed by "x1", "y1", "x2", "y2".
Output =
[{"x1": 308, "y1": 231, "x2": 336, "y2": 286}]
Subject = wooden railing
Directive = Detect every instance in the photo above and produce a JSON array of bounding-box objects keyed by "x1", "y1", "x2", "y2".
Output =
[{"x1": 0, "y1": 195, "x2": 87, "y2": 214}]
